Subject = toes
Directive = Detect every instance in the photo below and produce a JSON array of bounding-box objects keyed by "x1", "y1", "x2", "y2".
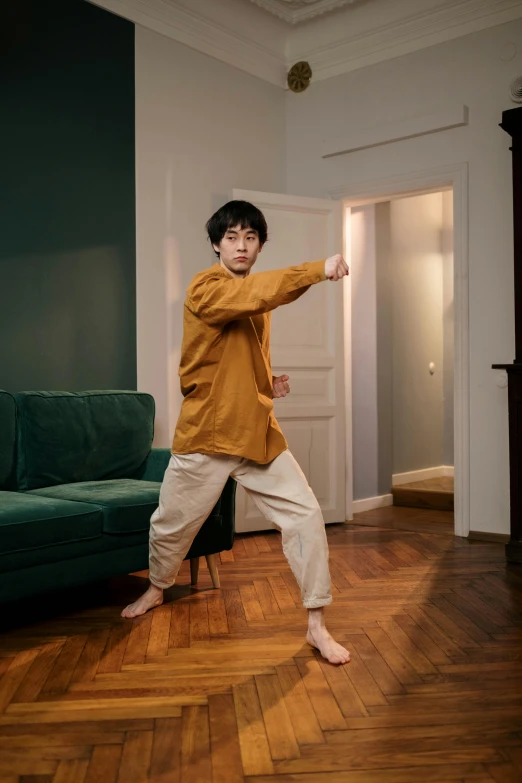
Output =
[{"x1": 329, "y1": 647, "x2": 350, "y2": 665}]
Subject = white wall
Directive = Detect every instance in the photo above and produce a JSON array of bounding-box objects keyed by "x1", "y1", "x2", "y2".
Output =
[
  {"x1": 286, "y1": 20, "x2": 520, "y2": 534},
  {"x1": 135, "y1": 25, "x2": 286, "y2": 445},
  {"x1": 390, "y1": 192, "x2": 445, "y2": 475}
]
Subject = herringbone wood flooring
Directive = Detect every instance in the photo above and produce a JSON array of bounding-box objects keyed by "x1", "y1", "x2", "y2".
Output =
[{"x1": 1, "y1": 508, "x2": 522, "y2": 782}]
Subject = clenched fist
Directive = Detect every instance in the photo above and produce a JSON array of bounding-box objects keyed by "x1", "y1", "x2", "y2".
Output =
[
  {"x1": 273, "y1": 374, "x2": 290, "y2": 399},
  {"x1": 325, "y1": 254, "x2": 349, "y2": 281}
]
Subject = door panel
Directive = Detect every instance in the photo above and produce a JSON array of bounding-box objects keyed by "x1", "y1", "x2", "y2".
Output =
[{"x1": 231, "y1": 188, "x2": 351, "y2": 532}]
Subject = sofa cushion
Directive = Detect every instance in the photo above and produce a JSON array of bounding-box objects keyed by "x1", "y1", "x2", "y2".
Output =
[
  {"x1": 29, "y1": 479, "x2": 161, "y2": 535},
  {"x1": 15, "y1": 391, "x2": 155, "y2": 491},
  {"x1": 0, "y1": 391, "x2": 16, "y2": 490},
  {"x1": 0, "y1": 491, "x2": 103, "y2": 554}
]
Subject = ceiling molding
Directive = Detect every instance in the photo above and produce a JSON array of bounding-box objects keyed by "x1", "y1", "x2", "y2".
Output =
[
  {"x1": 247, "y1": 0, "x2": 360, "y2": 24},
  {"x1": 90, "y1": 0, "x2": 522, "y2": 89},
  {"x1": 89, "y1": 0, "x2": 288, "y2": 87},
  {"x1": 291, "y1": 0, "x2": 522, "y2": 82}
]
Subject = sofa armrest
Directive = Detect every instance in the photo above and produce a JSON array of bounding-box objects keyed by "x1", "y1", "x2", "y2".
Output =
[{"x1": 139, "y1": 448, "x2": 172, "y2": 482}]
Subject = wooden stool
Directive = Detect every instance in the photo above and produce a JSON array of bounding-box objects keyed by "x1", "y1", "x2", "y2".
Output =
[{"x1": 190, "y1": 554, "x2": 220, "y2": 588}]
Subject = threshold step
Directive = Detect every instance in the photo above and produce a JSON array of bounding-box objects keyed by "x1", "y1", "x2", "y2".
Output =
[{"x1": 392, "y1": 477, "x2": 454, "y2": 512}]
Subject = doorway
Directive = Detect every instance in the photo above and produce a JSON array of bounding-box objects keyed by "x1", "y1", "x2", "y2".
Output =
[
  {"x1": 337, "y1": 163, "x2": 469, "y2": 537},
  {"x1": 348, "y1": 189, "x2": 455, "y2": 526}
]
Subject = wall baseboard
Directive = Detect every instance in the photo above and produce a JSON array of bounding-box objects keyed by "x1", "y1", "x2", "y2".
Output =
[
  {"x1": 392, "y1": 465, "x2": 454, "y2": 486},
  {"x1": 468, "y1": 530, "x2": 509, "y2": 544},
  {"x1": 353, "y1": 494, "x2": 394, "y2": 513}
]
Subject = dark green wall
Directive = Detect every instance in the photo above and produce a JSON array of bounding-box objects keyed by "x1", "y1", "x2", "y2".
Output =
[{"x1": 0, "y1": 0, "x2": 136, "y2": 392}]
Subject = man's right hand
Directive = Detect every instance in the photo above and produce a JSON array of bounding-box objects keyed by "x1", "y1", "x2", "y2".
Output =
[{"x1": 325, "y1": 254, "x2": 349, "y2": 281}]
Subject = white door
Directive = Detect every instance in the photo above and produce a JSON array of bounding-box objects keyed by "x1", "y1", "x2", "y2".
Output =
[{"x1": 231, "y1": 188, "x2": 353, "y2": 533}]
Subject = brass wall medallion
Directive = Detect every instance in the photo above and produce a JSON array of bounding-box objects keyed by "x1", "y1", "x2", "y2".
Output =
[{"x1": 287, "y1": 61, "x2": 312, "y2": 93}]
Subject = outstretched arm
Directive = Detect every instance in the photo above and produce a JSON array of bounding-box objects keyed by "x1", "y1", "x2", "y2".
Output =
[
  {"x1": 187, "y1": 260, "x2": 326, "y2": 326},
  {"x1": 187, "y1": 255, "x2": 350, "y2": 326}
]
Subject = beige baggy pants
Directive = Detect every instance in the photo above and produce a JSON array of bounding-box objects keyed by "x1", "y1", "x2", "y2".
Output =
[{"x1": 149, "y1": 449, "x2": 332, "y2": 609}]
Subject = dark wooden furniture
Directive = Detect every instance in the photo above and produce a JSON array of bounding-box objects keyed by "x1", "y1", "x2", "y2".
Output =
[{"x1": 493, "y1": 107, "x2": 522, "y2": 562}]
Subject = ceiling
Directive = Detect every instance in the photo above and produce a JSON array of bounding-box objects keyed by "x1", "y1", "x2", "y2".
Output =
[
  {"x1": 90, "y1": 0, "x2": 522, "y2": 88},
  {"x1": 245, "y1": 0, "x2": 363, "y2": 24}
]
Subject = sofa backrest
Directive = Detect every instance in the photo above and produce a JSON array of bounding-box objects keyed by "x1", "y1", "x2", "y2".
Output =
[
  {"x1": 0, "y1": 390, "x2": 16, "y2": 490},
  {"x1": 15, "y1": 390, "x2": 155, "y2": 490}
]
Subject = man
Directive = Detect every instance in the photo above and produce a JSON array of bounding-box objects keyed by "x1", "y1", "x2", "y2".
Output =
[{"x1": 122, "y1": 200, "x2": 350, "y2": 665}]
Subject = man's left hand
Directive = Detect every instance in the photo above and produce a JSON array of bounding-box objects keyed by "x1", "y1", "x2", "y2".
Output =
[{"x1": 273, "y1": 374, "x2": 290, "y2": 398}]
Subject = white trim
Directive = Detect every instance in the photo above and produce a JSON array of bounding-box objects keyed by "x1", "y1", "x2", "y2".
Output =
[
  {"x1": 88, "y1": 0, "x2": 287, "y2": 88},
  {"x1": 322, "y1": 106, "x2": 469, "y2": 159},
  {"x1": 248, "y1": 0, "x2": 358, "y2": 24},
  {"x1": 353, "y1": 494, "x2": 394, "y2": 514},
  {"x1": 392, "y1": 466, "x2": 455, "y2": 486},
  {"x1": 293, "y1": 0, "x2": 522, "y2": 83},
  {"x1": 231, "y1": 188, "x2": 337, "y2": 212},
  {"x1": 332, "y1": 162, "x2": 469, "y2": 538},
  {"x1": 89, "y1": 0, "x2": 522, "y2": 89}
]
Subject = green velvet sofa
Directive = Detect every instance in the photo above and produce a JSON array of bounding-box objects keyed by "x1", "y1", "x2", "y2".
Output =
[{"x1": 0, "y1": 389, "x2": 236, "y2": 603}]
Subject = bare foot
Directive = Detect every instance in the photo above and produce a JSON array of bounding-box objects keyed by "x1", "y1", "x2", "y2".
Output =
[
  {"x1": 307, "y1": 628, "x2": 350, "y2": 664},
  {"x1": 121, "y1": 584, "x2": 164, "y2": 618}
]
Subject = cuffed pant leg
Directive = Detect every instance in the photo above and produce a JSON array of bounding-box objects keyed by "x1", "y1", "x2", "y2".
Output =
[
  {"x1": 232, "y1": 450, "x2": 332, "y2": 609},
  {"x1": 149, "y1": 453, "x2": 233, "y2": 589}
]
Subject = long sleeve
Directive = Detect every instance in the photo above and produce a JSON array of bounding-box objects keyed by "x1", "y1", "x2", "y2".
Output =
[{"x1": 186, "y1": 260, "x2": 326, "y2": 326}]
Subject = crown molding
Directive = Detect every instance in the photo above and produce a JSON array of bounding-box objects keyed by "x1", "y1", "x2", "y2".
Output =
[
  {"x1": 90, "y1": 0, "x2": 522, "y2": 89},
  {"x1": 289, "y1": 0, "x2": 522, "y2": 82},
  {"x1": 88, "y1": 0, "x2": 288, "y2": 87},
  {"x1": 247, "y1": 0, "x2": 359, "y2": 24}
]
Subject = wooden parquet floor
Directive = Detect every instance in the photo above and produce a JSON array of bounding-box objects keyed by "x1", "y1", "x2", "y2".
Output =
[{"x1": 1, "y1": 508, "x2": 522, "y2": 783}]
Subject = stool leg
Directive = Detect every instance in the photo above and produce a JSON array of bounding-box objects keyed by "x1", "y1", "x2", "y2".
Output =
[
  {"x1": 205, "y1": 554, "x2": 220, "y2": 589},
  {"x1": 190, "y1": 557, "x2": 200, "y2": 586}
]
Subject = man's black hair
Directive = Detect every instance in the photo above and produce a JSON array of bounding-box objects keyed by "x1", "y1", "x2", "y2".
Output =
[{"x1": 206, "y1": 200, "x2": 268, "y2": 258}]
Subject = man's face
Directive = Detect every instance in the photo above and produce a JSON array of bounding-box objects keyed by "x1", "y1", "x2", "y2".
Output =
[{"x1": 214, "y1": 224, "x2": 262, "y2": 278}]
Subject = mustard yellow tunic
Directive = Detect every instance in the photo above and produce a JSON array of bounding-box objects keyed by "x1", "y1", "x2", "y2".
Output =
[{"x1": 172, "y1": 260, "x2": 326, "y2": 464}]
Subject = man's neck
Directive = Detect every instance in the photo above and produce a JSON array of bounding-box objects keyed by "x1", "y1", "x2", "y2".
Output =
[{"x1": 219, "y1": 260, "x2": 249, "y2": 279}]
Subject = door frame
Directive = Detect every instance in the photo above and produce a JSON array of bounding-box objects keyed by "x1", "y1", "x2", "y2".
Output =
[{"x1": 329, "y1": 162, "x2": 469, "y2": 538}]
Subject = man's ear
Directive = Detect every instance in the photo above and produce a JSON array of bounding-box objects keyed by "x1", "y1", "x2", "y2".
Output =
[
  {"x1": 212, "y1": 243, "x2": 220, "y2": 255},
  {"x1": 258, "y1": 243, "x2": 264, "y2": 254}
]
